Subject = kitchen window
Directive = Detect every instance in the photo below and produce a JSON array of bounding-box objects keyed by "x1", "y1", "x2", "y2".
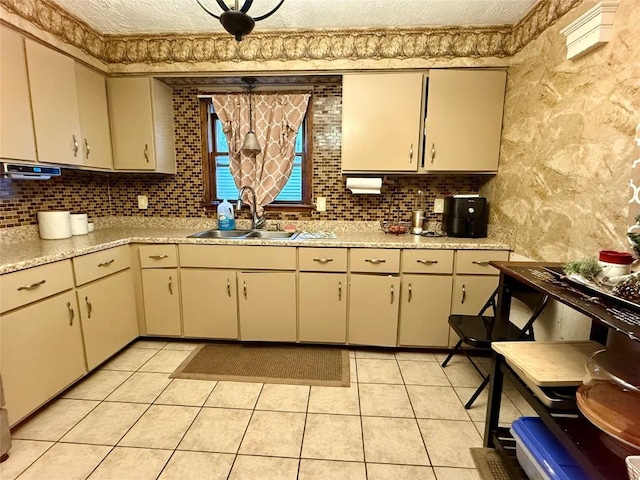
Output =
[{"x1": 200, "y1": 99, "x2": 312, "y2": 209}]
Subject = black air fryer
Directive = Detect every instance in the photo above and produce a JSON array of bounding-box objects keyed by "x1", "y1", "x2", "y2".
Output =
[{"x1": 442, "y1": 197, "x2": 488, "y2": 238}]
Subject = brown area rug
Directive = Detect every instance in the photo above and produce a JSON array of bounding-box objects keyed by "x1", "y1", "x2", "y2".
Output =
[
  {"x1": 170, "y1": 343, "x2": 350, "y2": 387},
  {"x1": 470, "y1": 448, "x2": 520, "y2": 480}
]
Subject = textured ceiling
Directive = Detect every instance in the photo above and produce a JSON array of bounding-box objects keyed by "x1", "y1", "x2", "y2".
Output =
[{"x1": 51, "y1": 0, "x2": 540, "y2": 35}]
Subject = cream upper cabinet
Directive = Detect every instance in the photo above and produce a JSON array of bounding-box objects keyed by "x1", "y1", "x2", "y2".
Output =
[
  {"x1": 342, "y1": 73, "x2": 424, "y2": 173},
  {"x1": 75, "y1": 64, "x2": 113, "y2": 169},
  {"x1": 107, "y1": 77, "x2": 176, "y2": 173},
  {"x1": 24, "y1": 39, "x2": 83, "y2": 166},
  {"x1": 422, "y1": 69, "x2": 506, "y2": 173},
  {"x1": 0, "y1": 27, "x2": 37, "y2": 162}
]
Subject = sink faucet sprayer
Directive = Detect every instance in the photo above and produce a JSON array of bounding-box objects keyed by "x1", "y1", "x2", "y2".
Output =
[{"x1": 237, "y1": 186, "x2": 266, "y2": 230}]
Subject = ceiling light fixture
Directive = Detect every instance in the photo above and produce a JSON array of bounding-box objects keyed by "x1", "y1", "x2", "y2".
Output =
[
  {"x1": 196, "y1": 0, "x2": 285, "y2": 41},
  {"x1": 241, "y1": 77, "x2": 262, "y2": 154}
]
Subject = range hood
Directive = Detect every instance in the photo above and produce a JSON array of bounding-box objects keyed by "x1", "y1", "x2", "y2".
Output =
[{"x1": 1, "y1": 163, "x2": 61, "y2": 180}]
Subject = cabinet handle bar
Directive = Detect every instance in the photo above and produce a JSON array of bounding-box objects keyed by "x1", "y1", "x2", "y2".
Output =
[
  {"x1": 148, "y1": 255, "x2": 169, "y2": 260},
  {"x1": 144, "y1": 144, "x2": 149, "y2": 162},
  {"x1": 417, "y1": 259, "x2": 438, "y2": 265},
  {"x1": 390, "y1": 284, "x2": 394, "y2": 304},
  {"x1": 365, "y1": 259, "x2": 386, "y2": 264},
  {"x1": 17, "y1": 279, "x2": 46, "y2": 291},
  {"x1": 67, "y1": 301, "x2": 74, "y2": 326},
  {"x1": 73, "y1": 134, "x2": 79, "y2": 157},
  {"x1": 472, "y1": 261, "x2": 490, "y2": 266},
  {"x1": 408, "y1": 283, "x2": 412, "y2": 303},
  {"x1": 312, "y1": 258, "x2": 333, "y2": 264},
  {"x1": 84, "y1": 138, "x2": 90, "y2": 159},
  {"x1": 338, "y1": 281, "x2": 342, "y2": 301},
  {"x1": 168, "y1": 276, "x2": 173, "y2": 295},
  {"x1": 98, "y1": 259, "x2": 115, "y2": 267},
  {"x1": 243, "y1": 281, "x2": 247, "y2": 299},
  {"x1": 461, "y1": 284, "x2": 466, "y2": 304},
  {"x1": 227, "y1": 279, "x2": 231, "y2": 297},
  {"x1": 85, "y1": 296, "x2": 92, "y2": 318}
]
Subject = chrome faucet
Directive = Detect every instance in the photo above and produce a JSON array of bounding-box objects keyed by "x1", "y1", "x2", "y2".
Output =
[{"x1": 237, "y1": 185, "x2": 266, "y2": 230}]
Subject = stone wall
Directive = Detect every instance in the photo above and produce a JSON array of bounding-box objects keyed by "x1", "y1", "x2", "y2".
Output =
[{"x1": 481, "y1": 0, "x2": 640, "y2": 262}]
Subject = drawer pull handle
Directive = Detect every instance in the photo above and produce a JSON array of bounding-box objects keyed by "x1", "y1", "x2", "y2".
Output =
[
  {"x1": 408, "y1": 283, "x2": 412, "y2": 303},
  {"x1": 17, "y1": 279, "x2": 46, "y2": 291},
  {"x1": 243, "y1": 281, "x2": 247, "y2": 299},
  {"x1": 461, "y1": 284, "x2": 466, "y2": 304},
  {"x1": 144, "y1": 144, "x2": 149, "y2": 162},
  {"x1": 169, "y1": 276, "x2": 173, "y2": 295},
  {"x1": 85, "y1": 296, "x2": 92, "y2": 318},
  {"x1": 430, "y1": 143, "x2": 436, "y2": 163},
  {"x1": 313, "y1": 258, "x2": 333, "y2": 264},
  {"x1": 390, "y1": 284, "x2": 394, "y2": 304},
  {"x1": 67, "y1": 302, "x2": 74, "y2": 326},
  {"x1": 227, "y1": 279, "x2": 231, "y2": 297},
  {"x1": 84, "y1": 138, "x2": 90, "y2": 159},
  {"x1": 73, "y1": 134, "x2": 79, "y2": 157},
  {"x1": 472, "y1": 261, "x2": 490, "y2": 266},
  {"x1": 417, "y1": 259, "x2": 438, "y2": 265},
  {"x1": 338, "y1": 281, "x2": 342, "y2": 301},
  {"x1": 98, "y1": 259, "x2": 115, "y2": 267},
  {"x1": 149, "y1": 254, "x2": 169, "y2": 260},
  {"x1": 365, "y1": 259, "x2": 386, "y2": 265}
]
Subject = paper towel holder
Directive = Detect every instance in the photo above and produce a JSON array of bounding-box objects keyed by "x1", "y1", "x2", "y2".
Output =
[{"x1": 346, "y1": 177, "x2": 383, "y2": 195}]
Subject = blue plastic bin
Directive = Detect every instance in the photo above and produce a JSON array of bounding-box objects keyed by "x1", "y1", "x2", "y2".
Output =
[{"x1": 511, "y1": 417, "x2": 590, "y2": 480}]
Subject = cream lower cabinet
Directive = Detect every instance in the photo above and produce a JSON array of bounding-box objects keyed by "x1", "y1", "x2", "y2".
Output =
[
  {"x1": 181, "y1": 269, "x2": 238, "y2": 339},
  {"x1": 399, "y1": 275, "x2": 453, "y2": 347},
  {"x1": 76, "y1": 270, "x2": 138, "y2": 370},
  {"x1": 1, "y1": 291, "x2": 86, "y2": 425},
  {"x1": 348, "y1": 274, "x2": 401, "y2": 347},
  {"x1": 299, "y1": 273, "x2": 347, "y2": 343},
  {"x1": 238, "y1": 271, "x2": 296, "y2": 342},
  {"x1": 141, "y1": 269, "x2": 181, "y2": 336}
]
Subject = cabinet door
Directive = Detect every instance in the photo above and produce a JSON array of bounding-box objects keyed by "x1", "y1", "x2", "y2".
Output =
[
  {"x1": 181, "y1": 269, "x2": 238, "y2": 339},
  {"x1": 151, "y1": 79, "x2": 176, "y2": 174},
  {"x1": 75, "y1": 63, "x2": 113, "y2": 169},
  {"x1": 342, "y1": 73, "x2": 423, "y2": 172},
  {"x1": 299, "y1": 273, "x2": 347, "y2": 343},
  {"x1": 77, "y1": 270, "x2": 139, "y2": 370},
  {"x1": 25, "y1": 39, "x2": 82, "y2": 165},
  {"x1": 141, "y1": 268, "x2": 181, "y2": 336},
  {"x1": 108, "y1": 77, "x2": 156, "y2": 170},
  {"x1": 399, "y1": 274, "x2": 452, "y2": 347},
  {"x1": 451, "y1": 275, "x2": 499, "y2": 316},
  {"x1": 423, "y1": 69, "x2": 506, "y2": 173},
  {"x1": 0, "y1": 27, "x2": 37, "y2": 162},
  {"x1": 238, "y1": 272, "x2": 296, "y2": 342},
  {"x1": 1, "y1": 292, "x2": 86, "y2": 426},
  {"x1": 348, "y1": 274, "x2": 400, "y2": 347}
]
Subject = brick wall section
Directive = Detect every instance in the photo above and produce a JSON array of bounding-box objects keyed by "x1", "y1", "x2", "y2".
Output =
[{"x1": 0, "y1": 83, "x2": 480, "y2": 228}]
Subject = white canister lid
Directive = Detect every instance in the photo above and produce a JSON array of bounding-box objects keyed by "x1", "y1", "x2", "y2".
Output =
[{"x1": 37, "y1": 211, "x2": 72, "y2": 240}]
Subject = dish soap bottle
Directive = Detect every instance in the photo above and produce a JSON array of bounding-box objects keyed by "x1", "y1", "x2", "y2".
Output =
[{"x1": 217, "y1": 199, "x2": 235, "y2": 231}]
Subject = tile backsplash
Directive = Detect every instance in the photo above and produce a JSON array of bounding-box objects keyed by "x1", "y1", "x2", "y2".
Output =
[{"x1": 0, "y1": 82, "x2": 481, "y2": 229}]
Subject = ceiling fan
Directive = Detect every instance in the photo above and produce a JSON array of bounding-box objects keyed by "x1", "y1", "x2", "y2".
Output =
[{"x1": 196, "y1": 0, "x2": 285, "y2": 41}]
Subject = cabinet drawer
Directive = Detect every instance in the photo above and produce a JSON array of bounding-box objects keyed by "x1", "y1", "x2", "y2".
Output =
[
  {"x1": 0, "y1": 261, "x2": 74, "y2": 313},
  {"x1": 455, "y1": 250, "x2": 509, "y2": 275},
  {"x1": 350, "y1": 249, "x2": 400, "y2": 273},
  {"x1": 179, "y1": 245, "x2": 296, "y2": 270},
  {"x1": 299, "y1": 248, "x2": 348, "y2": 272},
  {"x1": 402, "y1": 250, "x2": 454, "y2": 274},
  {"x1": 73, "y1": 245, "x2": 131, "y2": 286},
  {"x1": 139, "y1": 244, "x2": 177, "y2": 268}
]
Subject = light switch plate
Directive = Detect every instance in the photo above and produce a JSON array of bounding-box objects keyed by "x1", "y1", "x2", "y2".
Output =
[
  {"x1": 137, "y1": 195, "x2": 149, "y2": 210},
  {"x1": 316, "y1": 197, "x2": 327, "y2": 212},
  {"x1": 434, "y1": 198, "x2": 444, "y2": 213}
]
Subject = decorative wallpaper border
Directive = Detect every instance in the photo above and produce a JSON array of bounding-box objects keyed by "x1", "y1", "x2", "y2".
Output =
[{"x1": 1, "y1": 0, "x2": 583, "y2": 65}]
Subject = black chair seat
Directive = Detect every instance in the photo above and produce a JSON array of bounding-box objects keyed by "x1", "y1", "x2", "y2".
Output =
[{"x1": 449, "y1": 314, "x2": 528, "y2": 348}]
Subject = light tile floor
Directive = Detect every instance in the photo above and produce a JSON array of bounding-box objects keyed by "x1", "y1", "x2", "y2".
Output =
[{"x1": 1, "y1": 340, "x2": 533, "y2": 480}]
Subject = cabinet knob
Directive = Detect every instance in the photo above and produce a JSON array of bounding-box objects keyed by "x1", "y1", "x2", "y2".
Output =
[
  {"x1": 73, "y1": 134, "x2": 79, "y2": 157},
  {"x1": 365, "y1": 259, "x2": 386, "y2": 265},
  {"x1": 417, "y1": 259, "x2": 438, "y2": 265},
  {"x1": 17, "y1": 279, "x2": 46, "y2": 291}
]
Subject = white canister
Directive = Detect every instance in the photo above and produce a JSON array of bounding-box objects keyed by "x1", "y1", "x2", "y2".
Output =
[
  {"x1": 70, "y1": 213, "x2": 89, "y2": 236},
  {"x1": 37, "y1": 211, "x2": 72, "y2": 240}
]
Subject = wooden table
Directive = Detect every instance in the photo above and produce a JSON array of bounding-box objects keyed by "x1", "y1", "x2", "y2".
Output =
[{"x1": 484, "y1": 261, "x2": 639, "y2": 479}]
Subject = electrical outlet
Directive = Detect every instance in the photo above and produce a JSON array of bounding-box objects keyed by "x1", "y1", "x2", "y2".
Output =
[
  {"x1": 137, "y1": 195, "x2": 149, "y2": 210},
  {"x1": 433, "y1": 198, "x2": 445, "y2": 213},
  {"x1": 316, "y1": 197, "x2": 327, "y2": 212}
]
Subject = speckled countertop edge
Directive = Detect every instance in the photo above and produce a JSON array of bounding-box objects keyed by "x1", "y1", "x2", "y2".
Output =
[{"x1": 0, "y1": 224, "x2": 513, "y2": 275}]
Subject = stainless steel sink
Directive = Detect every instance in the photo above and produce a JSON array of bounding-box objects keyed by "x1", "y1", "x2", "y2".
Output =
[
  {"x1": 188, "y1": 229, "x2": 252, "y2": 239},
  {"x1": 188, "y1": 229, "x2": 299, "y2": 240}
]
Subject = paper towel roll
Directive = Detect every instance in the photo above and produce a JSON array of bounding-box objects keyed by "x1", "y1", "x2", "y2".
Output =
[
  {"x1": 346, "y1": 177, "x2": 383, "y2": 194},
  {"x1": 70, "y1": 213, "x2": 89, "y2": 235},
  {"x1": 37, "y1": 211, "x2": 72, "y2": 240}
]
